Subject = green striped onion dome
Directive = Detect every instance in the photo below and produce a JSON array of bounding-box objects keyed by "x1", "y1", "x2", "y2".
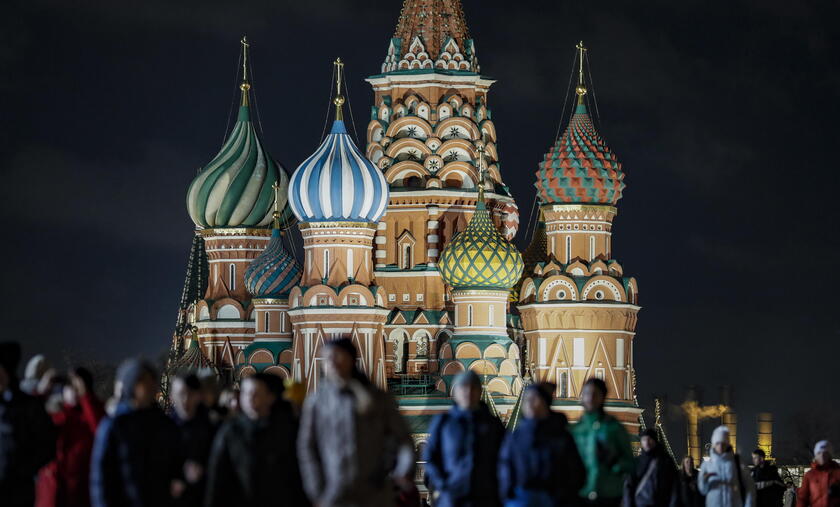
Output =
[
  {"x1": 535, "y1": 103, "x2": 625, "y2": 205},
  {"x1": 187, "y1": 105, "x2": 293, "y2": 228},
  {"x1": 439, "y1": 194, "x2": 524, "y2": 290}
]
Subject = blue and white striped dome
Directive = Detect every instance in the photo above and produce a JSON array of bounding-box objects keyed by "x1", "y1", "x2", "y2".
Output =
[{"x1": 289, "y1": 120, "x2": 389, "y2": 223}]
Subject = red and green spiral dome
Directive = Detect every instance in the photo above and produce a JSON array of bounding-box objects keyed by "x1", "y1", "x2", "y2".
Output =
[{"x1": 535, "y1": 103, "x2": 625, "y2": 205}]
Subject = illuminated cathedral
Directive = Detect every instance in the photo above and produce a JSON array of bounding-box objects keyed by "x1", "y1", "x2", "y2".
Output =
[{"x1": 167, "y1": 0, "x2": 642, "y2": 447}]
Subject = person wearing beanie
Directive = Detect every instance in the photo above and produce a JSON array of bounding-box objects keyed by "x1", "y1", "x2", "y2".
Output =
[
  {"x1": 498, "y1": 382, "x2": 586, "y2": 506},
  {"x1": 797, "y1": 440, "x2": 840, "y2": 507},
  {"x1": 623, "y1": 428, "x2": 680, "y2": 507},
  {"x1": 90, "y1": 358, "x2": 179, "y2": 507},
  {"x1": 571, "y1": 377, "x2": 635, "y2": 506},
  {"x1": 699, "y1": 425, "x2": 756, "y2": 507},
  {"x1": 0, "y1": 342, "x2": 56, "y2": 507},
  {"x1": 751, "y1": 448, "x2": 784, "y2": 507},
  {"x1": 424, "y1": 370, "x2": 506, "y2": 507},
  {"x1": 298, "y1": 338, "x2": 414, "y2": 506}
]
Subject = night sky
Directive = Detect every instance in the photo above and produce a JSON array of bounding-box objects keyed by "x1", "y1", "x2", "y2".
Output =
[{"x1": 4, "y1": 0, "x2": 839, "y2": 461}]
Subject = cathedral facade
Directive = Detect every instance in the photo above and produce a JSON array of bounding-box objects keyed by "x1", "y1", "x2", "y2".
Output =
[{"x1": 168, "y1": 0, "x2": 642, "y2": 442}]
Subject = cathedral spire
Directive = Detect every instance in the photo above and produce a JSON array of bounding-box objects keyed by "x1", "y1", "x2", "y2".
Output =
[
  {"x1": 239, "y1": 36, "x2": 250, "y2": 107},
  {"x1": 575, "y1": 40, "x2": 587, "y2": 106},
  {"x1": 381, "y1": 0, "x2": 478, "y2": 73},
  {"x1": 333, "y1": 57, "x2": 345, "y2": 121}
]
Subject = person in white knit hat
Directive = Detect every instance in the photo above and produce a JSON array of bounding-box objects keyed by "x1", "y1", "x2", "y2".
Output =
[
  {"x1": 699, "y1": 425, "x2": 756, "y2": 507},
  {"x1": 797, "y1": 440, "x2": 840, "y2": 507}
]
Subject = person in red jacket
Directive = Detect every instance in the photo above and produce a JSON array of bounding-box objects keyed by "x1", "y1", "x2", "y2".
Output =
[
  {"x1": 797, "y1": 440, "x2": 840, "y2": 507},
  {"x1": 36, "y1": 368, "x2": 105, "y2": 507}
]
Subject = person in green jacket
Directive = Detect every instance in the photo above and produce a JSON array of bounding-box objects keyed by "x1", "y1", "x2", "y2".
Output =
[{"x1": 571, "y1": 377, "x2": 635, "y2": 506}]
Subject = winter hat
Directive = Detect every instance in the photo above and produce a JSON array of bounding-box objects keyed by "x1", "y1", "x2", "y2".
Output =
[
  {"x1": 525, "y1": 382, "x2": 554, "y2": 407},
  {"x1": 24, "y1": 354, "x2": 49, "y2": 381},
  {"x1": 814, "y1": 440, "x2": 833, "y2": 456},
  {"x1": 452, "y1": 370, "x2": 481, "y2": 390},
  {"x1": 115, "y1": 358, "x2": 157, "y2": 401},
  {"x1": 711, "y1": 425, "x2": 731, "y2": 446}
]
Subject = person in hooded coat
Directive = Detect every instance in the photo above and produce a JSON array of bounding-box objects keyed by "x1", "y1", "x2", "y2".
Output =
[
  {"x1": 623, "y1": 429, "x2": 680, "y2": 507},
  {"x1": 36, "y1": 368, "x2": 105, "y2": 507},
  {"x1": 89, "y1": 359, "x2": 180, "y2": 507},
  {"x1": 699, "y1": 425, "x2": 755, "y2": 507},
  {"x1": 497, "y1": 382, "x2": 586, "y2": 507},
  {"x1": 424, "y1": 370, "x2": 506, "y2": 507},
  {"x1": 204, "y1": 373, "x2": 307, "y2": 507},
  {"x1": 796, "y1": 440, "x2": 840, "y2": 507},
  {"x1": 298, "y1": 338, "x2": 415, "y2": 507},
  {"x1": 0, "y1": 342, "x2": 56, "y2": 507},
  {"x1": 169, "y1": 373, "x2": 217, "y2": 507}
]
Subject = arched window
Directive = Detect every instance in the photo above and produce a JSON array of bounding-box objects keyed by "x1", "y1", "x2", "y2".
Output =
[
  {"x1": 323, "y1": 250, "x2": 330, "y2": 279},
  {"x1": 467, "y1": 304, "x2": 473, "y2": 326},
  {"x1": 589, "y1": 236, "x2": 595, "y2": 261},
  {"x1": 263, "y1": 312, "x2": 269, "y2": 332},
  {"x1": 402, "y1": 244, "x2": 412, "y2": 269},
  {"x1": 565, "y1": 236, "x2": 571, "y2": 263},
  {"x1": 229, "y1": 264, "x2": 236, "y2": 290},
  {"x1": 558, "y1": 371, "x2": 569, "y2": 398}
]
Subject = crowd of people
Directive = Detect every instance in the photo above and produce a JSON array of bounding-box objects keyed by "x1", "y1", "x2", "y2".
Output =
[{"x1": 1, "y1": 339, "x2": 838, "y2": 507}]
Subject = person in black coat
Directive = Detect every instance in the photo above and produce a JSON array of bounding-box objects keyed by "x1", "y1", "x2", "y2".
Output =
[
  {"x1": 498, "y1": 382, "x2": 586, "y2": 506},
  {"x1": 0, "y1": 342, "x2": 56, "y2": 507},
  {"x1": 424, "y1": 371, "x2": 506, "y2": 507},
  {"x1": 751, "y1": 449, "x2": 784, "y2": 507},
  {"x1": 170, "y1": 373, "x2": 218, "y2": 507},
  {"x1": 623, "y1": 428, "x2": 680, "y2": 507},
  {"x1": 90, "y1": 358, "x2": 180, "y2": 507},
  {"x1": 204, "y1": 373, "x2": 307, "y2": 507},
  {"x1": 678, "y1": 456, "x2": 703, "y2": 507}
]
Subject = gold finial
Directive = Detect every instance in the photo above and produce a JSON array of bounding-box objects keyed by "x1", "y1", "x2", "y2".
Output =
[
  {"x1": 333, "y1": 57, "x2": 345, "y2": 121},
  {"x1": 476, "y1": 136, "x2": 486, "y2": 203},
  {"x1": 240, "y1": 36, "x2": 251, "y2": 106},
  {"x1": 575, "y1": 40, "x2": 587, "y2": 104},
  {"x1": 271, "y1": 180, "x2": 282, "y2": 229}
]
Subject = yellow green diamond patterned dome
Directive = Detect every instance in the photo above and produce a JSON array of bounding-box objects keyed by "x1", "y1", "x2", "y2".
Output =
[{"x1": 439, "y1": 196, "x2": 524, "y2": 290}]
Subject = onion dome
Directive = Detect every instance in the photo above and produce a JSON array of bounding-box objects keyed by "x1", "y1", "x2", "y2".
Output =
[
  {"x1": 289, "y1": 59, "x2": 388, "y2": 223},
  {"x1": 186, "y1": 37, "x2": 294, "y2": 229},
  {"x1": 535, "y1": 42, "x2": 624, "y2": 205},
  {"x1": 440, "y1": 186, "x2": 523, "y2": 290},
  {"x1": 171, "y1": 337, "x2": 218, "y2": 376},
  {"x1": 244, "y1": 229, "x2": 301, "y2": 298},
  {"x1": 522, "y1": 219, "x2": 548, "y2": 276},
  {"x1": 244, "y1": 184, "x2": 302, "y2": 299}
]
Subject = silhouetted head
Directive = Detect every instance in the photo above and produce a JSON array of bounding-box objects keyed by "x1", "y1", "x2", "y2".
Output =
[
  {"x1": 240, "y1": 374, "x2": 277, "y2": 421},
  {"x1": 452, "y1": 371, "x2": 481, "y2": 411},
  {"x1": 522, "y1": 382, "x2": 554, "y2": 420},
  {"x1": 581, "y1": 378, "x2": 607, "y2": 413},
  {"x1": 640, "y1": 428, "x2": 659, "y2": 453},
  {"x1": 171, "y1": 373, "x2": 202, "y2": 420}
]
